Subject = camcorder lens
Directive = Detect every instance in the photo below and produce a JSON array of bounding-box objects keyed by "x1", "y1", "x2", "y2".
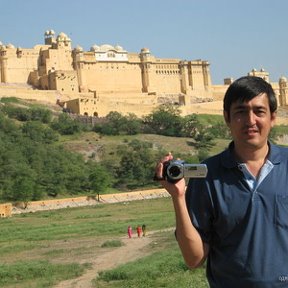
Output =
[{"x1": 168, "y1": 165, "x2": 181, "y2": 177}]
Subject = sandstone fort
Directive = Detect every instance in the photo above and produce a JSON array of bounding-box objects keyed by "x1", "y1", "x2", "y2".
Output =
[{"x1": 0, "y1": 29, "x2": 288, "y2": 117}]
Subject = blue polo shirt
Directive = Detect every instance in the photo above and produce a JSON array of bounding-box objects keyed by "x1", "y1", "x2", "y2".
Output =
[{"x1": 186, "y1": 142, "x2": 288, "y2": 288}]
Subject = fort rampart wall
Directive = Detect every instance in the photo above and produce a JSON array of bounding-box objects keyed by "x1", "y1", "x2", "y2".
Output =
[
  {"x1": 0, "y1": 84, "x2": 69, "y2": 104},
  {"x1": 0, "y1": 189, "x2": 170, "y2": 217},
  {"x1": 0, "y1": 203, "x2": 12, "y2": 217}
]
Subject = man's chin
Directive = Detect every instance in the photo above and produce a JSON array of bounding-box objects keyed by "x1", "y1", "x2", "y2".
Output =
[{"x1": 242, "y1": 139, "x2": 266, "y2": 148}]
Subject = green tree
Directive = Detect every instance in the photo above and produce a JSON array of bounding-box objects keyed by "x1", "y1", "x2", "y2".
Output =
[
  {"x1": 143, "y1": 104, "x2": 183, "y2": 136},
  {"x1": 106, "y1": 111, "x2": 125, "y2": 133},
  {"x1": 181, "y1": 114, "x2": 200, "y2": 138},
  {"x1": 193, "y1": 125, "x2": 215, "y2": 149},
  {"x1": 50, "y1": 113, "x2": 82, "y2": 135},
  {"x1": 115, "y1": 140, "x2": 156, "y2": 189},
  {"x1": 30, "y1": 107, "x2": 52, "y2": 123},
  {"x1": 0, "y1": 110, "x2": 19, "y2": 134},
  {"x1": 94, "y1": 111, "x2": 141, "y2": 135},
  {"x1": 22, "y1": 121, "x2": 59, "y2": 143},
  {"x1": 34, "y1": 146, "x2": 88, "y2": 197},
  {"x1": 2, "y1": 106, "x2": 31, "y2": 121},
  {"x1": 207, "y1": 122, "x2": 230, "y2": 139},
  {"x1": 89, "y1": 164, "x2": 112, "y2": 195},
  {"x1": 123, "y1": 113, "x2": 142, "y2": 135},
  {"x1": 1, "y1": 164, "x2": 39, "y2": 203}
]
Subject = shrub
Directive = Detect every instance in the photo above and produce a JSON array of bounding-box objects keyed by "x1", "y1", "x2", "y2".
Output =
[{"x1": 101, "y1": 240, "x2": 124, "y2": 248}]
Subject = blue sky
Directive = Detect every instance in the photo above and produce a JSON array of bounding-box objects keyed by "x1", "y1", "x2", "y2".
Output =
[{"x1": 1, "y1": 0, "x2": 287, "y2": 84}]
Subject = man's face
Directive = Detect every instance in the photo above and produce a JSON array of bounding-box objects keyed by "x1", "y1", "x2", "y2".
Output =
[{"x1": 224, "y1": 93, "x2": 276, "y2": 150}]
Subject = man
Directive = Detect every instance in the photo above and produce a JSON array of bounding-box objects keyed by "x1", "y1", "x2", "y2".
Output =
[{"x1": 155, "y1": 76, "x2": 288, "y2": 287}]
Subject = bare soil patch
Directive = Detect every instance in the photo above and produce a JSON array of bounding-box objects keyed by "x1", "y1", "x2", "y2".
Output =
[{"x1": 53, "y1": 230, "x2": 169, "y2": 288}]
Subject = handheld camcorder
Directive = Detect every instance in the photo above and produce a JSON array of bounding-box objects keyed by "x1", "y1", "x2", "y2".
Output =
[{"x1": 163, "y1": 160, "x2": 207, "y2": 183}]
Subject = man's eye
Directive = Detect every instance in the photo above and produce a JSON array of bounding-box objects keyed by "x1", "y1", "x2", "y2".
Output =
[
  {"x1": 235, "y1": 110, "x2": 245, "y2": 115},
  {"x1": 256, "y1": 110, "x2": 266, "y2": 116}
]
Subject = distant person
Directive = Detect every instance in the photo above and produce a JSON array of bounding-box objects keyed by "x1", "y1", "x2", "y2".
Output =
[
  {"x1": 155, "y1": 76, "x2": 288, "y2": 287},
  {"x1": 127, "y1": 225, "x2": 133, "y2": 239},
  {"x1": 142, "y1": 224, "x2": 147, "y2": 237},
  {"x1": 136, "y1": 225, "x2": 142, "y2": 238}
]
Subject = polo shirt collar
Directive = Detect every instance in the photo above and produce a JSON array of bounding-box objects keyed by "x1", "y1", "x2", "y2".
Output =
[
  {"x1": 266, "y1": 142, "x2": 282, "y2": 165},
  {"x1": 221, "y1": 141, "x2": 281, "y2": 169}
]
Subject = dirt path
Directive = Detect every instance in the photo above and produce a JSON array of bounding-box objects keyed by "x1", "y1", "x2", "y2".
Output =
[{"x1": 53, "y1": 231, "x2": 165, "y2": 288}]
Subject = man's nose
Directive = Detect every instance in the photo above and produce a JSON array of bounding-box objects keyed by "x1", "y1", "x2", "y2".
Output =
[{"x1": 246, "y1": 111, "x2": 256, "y2": 125}]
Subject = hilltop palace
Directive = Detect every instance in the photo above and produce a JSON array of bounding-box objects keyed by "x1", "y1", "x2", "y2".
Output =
[{"x1": 0, "y1": 30, "x2": 287, "y2": 117}]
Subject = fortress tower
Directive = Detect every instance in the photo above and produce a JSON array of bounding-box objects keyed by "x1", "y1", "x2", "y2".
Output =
[{"x1": 279, "y1": 76, "x2": 288, "y2": 106}]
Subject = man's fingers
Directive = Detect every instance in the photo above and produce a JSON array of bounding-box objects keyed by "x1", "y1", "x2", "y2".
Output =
[
  {"x1": 154, "y1": 152, "x2": 173, "y2": 181},
  {"x1": 154, "y1": 162, "x2": 164, "y2": 181}
]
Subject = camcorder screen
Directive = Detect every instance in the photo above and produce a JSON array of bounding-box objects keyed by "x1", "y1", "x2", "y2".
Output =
[{"x1": 186, "y1": 166, "x2": 198, "y2": 171}]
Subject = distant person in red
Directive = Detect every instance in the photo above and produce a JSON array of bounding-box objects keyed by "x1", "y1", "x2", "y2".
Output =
[
  {"x1": 127, "y1": 225, "x2": 133, "y2": 238},
  {"x1": 136, "y1": 225, "x2": 142, "y2": 238}
]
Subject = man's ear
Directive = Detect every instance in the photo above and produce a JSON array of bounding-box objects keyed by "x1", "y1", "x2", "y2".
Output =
[
  {"x1": 223, "y1": 110, "x2": 230, "y2": 125},
  {"x1": 270, "y1": 111, "x2": 277, "y2": 128}
]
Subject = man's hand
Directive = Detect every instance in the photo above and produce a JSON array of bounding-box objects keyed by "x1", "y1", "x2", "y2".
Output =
[{"x1": 154, "y1": 153, "x2": 186, "y2": 198}]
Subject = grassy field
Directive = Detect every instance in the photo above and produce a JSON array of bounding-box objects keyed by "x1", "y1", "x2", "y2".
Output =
[
  {"x1": 94, "y1": 230, "x2": 208, "y2": 288},
  {"x1": 0, "y1": 197, "x2": 208, "y2": 287}
]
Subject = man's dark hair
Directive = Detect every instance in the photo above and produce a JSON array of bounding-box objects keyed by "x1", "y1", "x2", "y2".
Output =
[{"x1": 223, "y1": 76, "x2": 277, "y2": 118}]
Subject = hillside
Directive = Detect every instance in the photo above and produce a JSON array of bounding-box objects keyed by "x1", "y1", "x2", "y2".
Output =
[
  {"x1": 0, "y1": 97, "x2": 231, "y2": 159},
  {"x1": 2, "y1": 97, "x2": 288, "y2": 159},
  {"x1": 2, "y1": 96, "x2": 288, "y2": 162},
  {"x1": 1, "y1": 96, "x2": 288, "y2": 204}
]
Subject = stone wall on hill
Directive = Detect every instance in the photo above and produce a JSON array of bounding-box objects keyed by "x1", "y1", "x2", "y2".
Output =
[{"x1": 9, "y1": 189, "x2": 170, "y2": 216}]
